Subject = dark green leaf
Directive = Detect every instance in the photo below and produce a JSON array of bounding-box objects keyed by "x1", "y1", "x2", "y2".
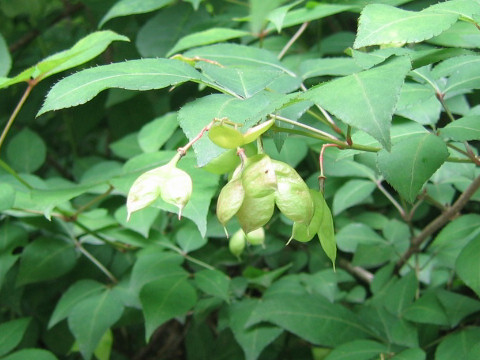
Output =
[
  {"x1": 302, "y1": 56, "x2": 411, "y2": 150},
  {"x1": 0, "y1": 318, "x2": 31, "y2": 357},
  {"x1": 6, "y1": 128, "x2": 46, "y2": 173},
  {"x1": 138, "y1": 113, "x2": 179, "y2": 153},
  {"x1": 0, "y1": 34, "x2": 11, "y2": 77},
  {"x1": 140, "y1": 276, "x2": 197, "y2": 340},
  {"x1": 384, "y1": 272, "x2": 417, "y2": 316},
  {"x1": 436, "y1": 289, "x2": 480, "y2": 327},
  {"x1": 377, "y1": 133, "x2": 449, "y2": 203},
  {"x1": 392, "y1": 348, "x2": 425, "y2": 360},
  {"x1": 0, "y1": 182, "x2": 15, "y2": 211},
  {"x1": 456, "y1": 234, "x2": 480, "y2": 297},
  {"x1": 435, "y1": 327, "x2": 480, "y2": 360},
  {"x1": 1, "y1": 349, "x2": 58, "y2": 360},
  {"x1": 175, "y1": 221, "x2": 207, "y2": 253},
  {"x1": 324, "y1": 340, "x2": 389, "y2": 360},
  {"x1": 17, "y1": 237, "x2": 77, "y2": 286},
  {"x1": 403, "y1": 291, "x2": 450, "y2": 326},
  {"x1": 195, "y1": 269, "x2": 230, "y2": 302}
]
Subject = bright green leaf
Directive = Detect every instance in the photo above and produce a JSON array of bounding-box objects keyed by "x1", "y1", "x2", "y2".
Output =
[
  {"x1": 1, "y1": 349, "x2": 58, "y2": 360},
  {"x1": 302, "y1": 56, "x2": 411, "y2": 150},
  {"x1": 0, "y1": 182, "x2": 15, "y2": 211},
  {"x1": 38, "y1": 59, "x2": 204, "y2": 116},
  {"x1": 456, "y1": 234, "x2": 480, "y2": 297},
  {"x1": 300, "y1": 58, "x2": 362, "y2": 79},
  {"x1": 336, "y1": 223, "x2": 385, "y2": 253},
  {"x1": 100, "y1": 0, "x2": 174, "y2": 27},
  {"x1": 317, "y1": 193, "x2": 336, "y2": 266},
  {"x1": 175, "y1": 221, "x2": 207, "y2": 253},
  {"x1": 333, "y1": 179, "x2": 376, "y2": 215},
  {"x1": 140, "y1": 276, "x2": 197, "y2": 340},
  {"x1": 440, "y1": 116, "x2": 480, "y2": 141},
  {"x1": 0, "y1": 33, "x2": 11, "y2": 77},
  {"x1": 17, "y1": 237, "x2": 77, "y2": 286},
  {"x1": 377, "y1": 133, "x2": 449, "y2": 203},
  {"x1": 167, "y1": 28, "x2": 250, "y2": 57},
  {"x1": 354, "y1": 4, "x2": 459, "y2": 48},
  {"x1": 138, "y1": 113, "x2": 179, "y2": 153}
]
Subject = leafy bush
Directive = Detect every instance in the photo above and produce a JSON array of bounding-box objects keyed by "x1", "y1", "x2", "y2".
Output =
[{"x1": 1, "y1": 0, "x2": 480, "y2": 359}]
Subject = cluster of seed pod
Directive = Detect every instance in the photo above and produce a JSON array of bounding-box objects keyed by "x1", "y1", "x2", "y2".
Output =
[{"x1": 217, "y1": 153, "x2": 314, "y2": 236}]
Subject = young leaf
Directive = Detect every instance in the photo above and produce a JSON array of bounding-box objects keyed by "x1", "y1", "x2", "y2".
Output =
[
  {"x1": 167, "y1": 28, "x2": 249, "y2": 57},
  {"x1": 302, "y1": 56, "x2": 411, "y2": 150},
  {"x1": 354, "y1": 4, "x2": 459, "y2": 48},
  {"x1": 140, "y1": 276, "x2": 197, "y2": 340},
  {"x1": 377, "y1": 133, "x2": 449, "y2": 203},
  {"x1": 38, "y1": 59, "x2": 204, "y2": 116},
  {"x1": 0, "y1": 318, "x2": 31, "y2": 357},
  {"x1": 100, "y1": 0, "x2": 174, "y2": 27},
  {"x1": 68, "y1": 290, "x2": 124, "y2": 360}
]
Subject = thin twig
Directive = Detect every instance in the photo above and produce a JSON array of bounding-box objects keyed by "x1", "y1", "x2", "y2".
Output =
[
  {"x1": 338, "y1": 258, "x2": 374, "y2": 284},
  {"x1": 395, "y1": 174, "x2": 480, "y2": 272},
  {"x1": 376, "y1": 179, "x2": 406, "y2": 218},
  {"x1": 278, "y1": 22, "x2": 309, "y2": 60},
  {"x1": 0, "y1": 81, "x2": 35, "y2": 154},
  {"x1": 177, "y1": 120, "x2": 215, "y2": 157},
  {"x1": 271, "y1": 114, "x2": 340, "y2": 141},
  {"x1": 76, "y1": 242, "x2": 118, "y2": 283}
]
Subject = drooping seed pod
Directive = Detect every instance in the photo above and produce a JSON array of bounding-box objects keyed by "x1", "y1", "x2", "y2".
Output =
[
  {"x1": 246, "y1": 227, "x2": 265, "y2": 246},
  {"x1": 229, "y1": 228, "x2": 246, "y2": 258},
  {"x1": 208, "y1": 122, "x2": 244, "y2": 149},
  {"x1": 290, "y1": 190, "x2": 325, "y2": 243},
  {"x1": 216, "y1": 177, "x2": 245, "y2": 234},
  {"x1": 242, "y1": 119, "x2": 274, "y2": 144},
  {"x1": 241, "y1": 154, "x2": 277, "y2": 198},
  {"x1": 272, "y1": 160, "x2": 313, "y2": 224},
  {"x1": 160, "y1": 166, "x2": 192, "y2": 219},
  {"x1": 236, "y1": 193, "x2": 275, "y2": 234}
]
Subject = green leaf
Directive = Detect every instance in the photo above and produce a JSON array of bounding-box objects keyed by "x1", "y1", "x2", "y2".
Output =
[
  {"x1": 456, "y1": 234, "x2": 480, "y2": 297},
  {"x1": 354, "y1": 4, "x2": 459, "y2": 48},
  {"x1": 432, "y1": 55, "x2": 480, "y2": 79},
  {"x1": 246, "y1": 294, "x2": 371, "y2": 346},
  {"x1": 115, "y1": 205, "x2": 160, "y2": 238},
  {"x1": 402, "y1": 291, "x2": 450, "y2": 326},
  {"x1": 440, "y1": 116, "x2": 480, "y2": 141},
  {"x1": 336, "y1": 223, "x2": 385, "y2": 253},
  {"x1": 392, "y1": 348, "x2": 425, "y2": 360},
  {"x1": 100, "y1": 0, "x2": 174, "y2": 27},
  {"x1": 317, "y1": 193, "x2": 336, "y2": 266},
  {"x1": 302, "y1": 56, "x2": 411, "y2": 150},
  {"x1": 249, "y1": 0, "x2": 283, "y2": 35},
  {"x1": 436, "y1": 289, "x2": 480, "y2": 328},
  {"x1": 167, "y1": 28, "x2": 250, "y2": 57},
  {"x1": 68, "y1": 289, "x2": 124, "y2": 360},
  {"x1": 429, "y1": 22, "x2": 480, "y2": 49},
  {"x1": 138, "y1": 113, "x2": 179, "y2": 153},
  {"x1": 6, "y1": 128, "x2": 46, "y2": 173},
  {"x1": 266, "y1": 1, "x2": 302, "y2": 33},
  {"x1": 324, "y1": 340, "x2": 389, "y2": 360},
  {"x1": 0, "y1": 224, "x2": 27, "y2": 289},
  {"x1": 427, "y1": 0, "x2": 480, "y2": 22},
  {"x1": 0, "y1": 31, "x2": 129, "y2": 89},
  {"x1": 0, "y1": 33, "x2": 11, "y2": 77},
  {"x1": 300, "y1": 58, "x2": 362, "y2": 79},
  {"x1": 1, "y1": 349, "x2": 58, "y2": 360},
  {"x1": 175, "y1": 221, "x2": 207, "y2": 253},
  {"x1": 384, "y1": 272, "x2": 417, "y2": 316},
  {"x1": 333, "y1": 179, "x2": 376, "y2": 215},
  {"x1": 140, "y1": 276, "x2": 197, "y2": 340},
  {"x1": 49, "y1": 280, "x2": 105, "y2": 328},
  {"x1": 38, "y1": 59, "x2": 204, "y2": 116},
  {"x1": 17, "y1": 237, "x2": 77, "y2": 286},
  {"x1": 436, "y1": 328, "x2": 480, "y2": 360},
  {"x1": 0, "y1": 182, "x2": 15, "y2": 211},
  {"x1": 195, "y1": 269, "x2": 230, "y2": 302},
  {"x1": 0, "y1": 318, "x2": 31, "y2": 357},
  {"x1": 377, "y1": 133, "x2": 449, "y2": 203},
  {"x1": 229, "y1": 299, "x2": 283, "y2": 360}
]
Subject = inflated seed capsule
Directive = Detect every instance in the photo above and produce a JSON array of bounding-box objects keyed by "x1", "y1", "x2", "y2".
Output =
[
  {"x1": 241, "y1": 154, "x2": 277, "y2": 198},
  {"x1": 236, "y1": 193, "x2": 275, "y2": 234},
  {"x1": 272, "y1": 160, "x2": 313, "y2": 224},
  {"x1": 242, "y1": 119, "x2": 274, "y2": 144},
  {"x1": 208, "y1": 123, "x2": 244, "y2": 149},
  {"x1": 246, "y1": 227, "x2": 265, "y2": 246},
  {"x1": 160, "y1": 166, "x2": 192, "y2": 219},
  {"x1": 229, "y1": 228, "x2": 246, "y2": 258},
  {"x1": 216, "y1": 177, "x2": 245, "y2": 234},
  {"x1": 290, "y1": 190, "x2": 325, "y2": 243}
]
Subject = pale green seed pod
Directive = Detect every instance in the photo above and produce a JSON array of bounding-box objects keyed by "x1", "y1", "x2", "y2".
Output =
[
  {"x1": 208, "y1": 123, "x2": 244, "y2": 149},
  {"x1": 236, "y1": 193, "x2": 275, "y2": 234},
  {"x1": 229, "y1": 228, "x2": 246, "y2": 258},
  {"x1": 242, "y1": 119, "x2": 274, "y2": 144},
  {"x1": 216, "y1": 177, "x2": 245, "y2": 233},
  {"x1": 160, "y1": 166, "x2": 192, "y2": 219},
  {"x1": 246, "y1": 227, "x2": 265, "y2": 246},
  {"x1": 272, "y1": 160, "x2": 313, "y2": 224},
  {"x1": 241, "y1": 154, "x2": 277, "y2": 198},
  {"x1": 290, "y1": 190, "x2": 325, "y2": 244}
]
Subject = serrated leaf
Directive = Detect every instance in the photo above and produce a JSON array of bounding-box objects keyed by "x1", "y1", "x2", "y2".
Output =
[
  {"x1": 167, "y1": 28, "x2": 250, "y2": 57},
  {"x1": 302, "y1": 56, "x2": 411, "y2": 150},
  {"x1": 246, "y1": 294, "x2": 371, "y2": 346},
  {"x1": 100, "y1": 0, "x2": 174, "y2": 27},
  {"x1": 0, "y1": 31, "x2": 128, "y2": 89},
  {"x1": 195, "y1": 269, "x2": 230, "y2": 302},
  {"x1": 17, "y1": 237, "x2": 77, "y2": 286},
  {"x1": 354, "y1": 4, "x2": 459, "y2": 48},
  {"x1": 439, "y1": 116, "x2": 480, "y2": 141},
  {"x1": 333, "y1": 179, "x2": 376, "y2": 215},
  {"x1": 68, "y1": 290, "x2": 124, "y2": 360},
  {"x1": 49, "y1": 280, "x2": 105, "y2": 328},
  {"x1": 456, "y1": 234, "x2": 480, "y2": 297},
  {"x1": 0, "y1": 318, "x2": 31, "y2": 357},
  {"x1": 377, "y1": 133, "x2": 449, "y2": 203},
  {"x1": 6, "y1": 128, "x2": 46, "y2": 173},
  {"x1": 229, "y1": 299, "x2": 283, "y2": 360},
  {"x1": 140, "y1": 276, "x2": 197, "y2": 340},
  {"x1": 38, "y1": 59, "x2": 203, "y2": 116}
]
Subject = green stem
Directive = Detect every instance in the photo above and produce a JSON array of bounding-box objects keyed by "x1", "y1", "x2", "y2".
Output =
[
  {"x1": 278, "y1": 21, "x2": 309, "y2": 60},
  {"x1": 436, "y1": 92, "x2": 456, "y2": 123},
  {"x1": 156, "y1": 241, "x2": 216, "y2": 270},
  {"x1": 72, "y1": 185, "x2": 114, "y2": 219},
  {"x1": 0, "y1": 81, "x2": 35, "y2": 154},
  {"x1": 0, "y1": 159, "x2": 33, "y2": 189},
  {"x1": 76, "y1": 242, "x2": 118, "y2": 283},
  {"x1": 271, "y1": 114, "x2": 340, "y2": 141}
]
